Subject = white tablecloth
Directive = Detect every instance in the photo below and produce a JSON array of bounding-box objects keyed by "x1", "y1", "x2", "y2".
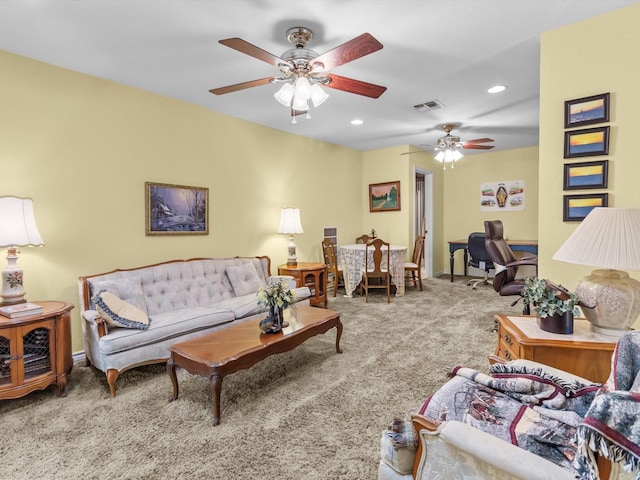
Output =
[{"x1": 338, "y1": 243, "x2": 407, "y2": 297}]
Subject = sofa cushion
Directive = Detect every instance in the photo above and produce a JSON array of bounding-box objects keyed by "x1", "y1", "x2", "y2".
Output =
[
  {"x1": 91, "y1": 277, "x2": 148, "y2": 314},
  {"x1": 226, "y1": 262, "x2": 265, "y2": 297},
  {"x1": 216, "y1": 294, "x2": 265, "y2": 319},
  {"x1": 93, "y1": 291, "x2": 150, "y2": 330},
  {"x1": 99, "y1": 306, "x2": 235, "y2": 355}
]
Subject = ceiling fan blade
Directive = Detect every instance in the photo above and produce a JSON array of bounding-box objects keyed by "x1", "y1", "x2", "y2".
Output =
[
  {"x1": 401, "y1": 150, "x2": 430, "y2": 156},
  {"x1": 310, "y1": 33, "x2": 383, "y2": 71},
  {"x1": 323, "y1": 74, "x2": 387, "y2": 98},
  {"x1": 219, "y1": 38, "x2": 287, "y2": 66},
  {"x1": 465, "y1": 138, "x2": 494, "y2": 144},
  {"x1": 209, "y1": 77, "x2": 274, "y2": 95},
  {"x1": 463, "y1": 144, "x2": 495, "y2": 150}
]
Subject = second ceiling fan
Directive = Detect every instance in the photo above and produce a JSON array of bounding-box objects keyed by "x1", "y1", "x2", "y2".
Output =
[
  {"x1": 403, "y1": 124, "x2": 495, "y2": 168},
  {"x1": 210, "y1": 27, "x2": 387, "y2": 122}
]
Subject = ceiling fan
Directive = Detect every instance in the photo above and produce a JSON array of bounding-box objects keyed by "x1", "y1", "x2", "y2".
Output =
[
  {"x1": 402, "y1": 124, "x2": 495, "y2": 168},
  {"x1": 209, "y1": 27, "x2": 387, "y2": 122}
]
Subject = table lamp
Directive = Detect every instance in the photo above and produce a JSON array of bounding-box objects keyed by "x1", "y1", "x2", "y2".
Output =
[
  {"x1": 553, "y1": 207, "x2": 640, "y2": 336},
  {"x1": 278, "y1": 208, "x2": 303, "y2": 266},
  {"x1": 0, "y1": 196, "x2": 45, "y2": 305}
]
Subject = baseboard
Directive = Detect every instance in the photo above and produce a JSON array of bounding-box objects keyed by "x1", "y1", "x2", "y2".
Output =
[{"x1": 72, "y1": 351, "x2": 86, "y2": 364}]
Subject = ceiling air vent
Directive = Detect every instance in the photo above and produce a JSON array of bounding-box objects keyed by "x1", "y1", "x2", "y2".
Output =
[{"x1": 413, "y1": 99, "x2": 444, "y2": 112}]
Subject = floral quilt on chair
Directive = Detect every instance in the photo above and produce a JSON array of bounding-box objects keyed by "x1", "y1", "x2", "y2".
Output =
[{"x1": 419, "y1": 362, "x2": 600, "y2": 473}]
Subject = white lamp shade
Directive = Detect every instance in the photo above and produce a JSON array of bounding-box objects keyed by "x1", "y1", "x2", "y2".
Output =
[
  {"x1": 0, "y1": 196, "x2": 44, "y2": 247},
  {"x1": 277, "y1": 208, "x2": 304, "y2": 235},
  {"x1": 274, "y1": 83, "x2": 295, "y2": 107},
  {"x1": 309, "y1": 84, "x2": 329, "y2": 107},
  {"x1": 553, "y1": 207, "x2": 640, "y2": 271}
]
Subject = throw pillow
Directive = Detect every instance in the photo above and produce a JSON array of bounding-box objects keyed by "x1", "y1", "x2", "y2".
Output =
[
  {"x1": 226, "y1": 262, "x2": 265, "y2": 297},
  {"x1": 90, "y1": 277, "x2": 148, "y2": 314},
  {"x1": 92, "y1": 290, "x2": 151, "y2": 330}
]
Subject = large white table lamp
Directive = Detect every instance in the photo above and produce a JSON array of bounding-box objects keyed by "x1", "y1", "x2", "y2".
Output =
[
  {"x1": 0, "y1": 196, "x2": 45, "y2": 304},
  {"x1": 277, "y1": 208, "x2": 303, "y2": 266},
  {"x1": 553, "y1": 207, "x2": 640, "y2": 336}
]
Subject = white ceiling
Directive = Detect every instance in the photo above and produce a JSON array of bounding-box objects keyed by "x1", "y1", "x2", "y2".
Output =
[{"x1": 0, "y1": 0, "x2": 637, "y2": 154}]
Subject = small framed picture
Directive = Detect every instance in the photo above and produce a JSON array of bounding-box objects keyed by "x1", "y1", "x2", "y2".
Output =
[
  {"x1": 564, "y1": 92, "x2": 610, "y2": 129},
  {"x1": 564, "y1": 126, "x2": 610, "y2": 159},
  {"x1": 563, "y1": 193, "x2": 608, "y2": 222},
  {"x1": 369, "y1": 181, "x2": 401, "y2": 212},
  {"x1": 563, "y1": 160, "x2": 608, "y2": 190},
  {"x1": 145, "y1": 182, "x2": 209, "y2": 235}
]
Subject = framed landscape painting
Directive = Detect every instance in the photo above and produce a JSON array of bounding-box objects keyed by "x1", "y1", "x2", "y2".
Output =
[
  {"x1": 564, "y1": 92, "x2": 610, "y2": 128},
  {"x1": 563, "y1": 193, "x2": 608, "y2": 222},
  {"x1": 564, "y1": 126, "x2": 610, "y2": 158},
  {"x1": 145, "y1": 182, "x2": 209, "y2": 235},
  {"x1": 369, "y1": 181, "x2": 401, "y2": 212},
  {"x1": 563, "y1": 160, "x2": 608, "y2": 190}
]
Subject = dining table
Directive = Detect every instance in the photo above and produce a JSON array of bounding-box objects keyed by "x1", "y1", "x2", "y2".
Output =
[{"x1": 337, "y1": 243, "x2": 408, "y2": 298}]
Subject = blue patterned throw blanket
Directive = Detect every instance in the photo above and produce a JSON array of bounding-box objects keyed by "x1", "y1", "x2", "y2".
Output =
[{"x1": 574, "y1": 330, "x2": 640, "y2": 480}]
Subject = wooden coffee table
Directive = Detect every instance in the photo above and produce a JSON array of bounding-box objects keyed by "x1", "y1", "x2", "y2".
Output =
[{"x1": 167, "y1": 304, "x2": 342, "y2": 425}]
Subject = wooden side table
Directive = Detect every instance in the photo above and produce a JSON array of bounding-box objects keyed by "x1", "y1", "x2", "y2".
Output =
[
  {"x1": 0, "y1": 301, "x2": 74, "y2": 400},
  {"x1": 492, "y1": 314, "x2": 617, "y2": 383},
  {"x1": 278, "y1": 262, "x2": 327, "y2": 308}
]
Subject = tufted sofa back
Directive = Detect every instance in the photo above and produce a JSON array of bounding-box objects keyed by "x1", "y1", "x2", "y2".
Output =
[{"x1": 79, "y1": 257, "x2": 271, "y2": 315}]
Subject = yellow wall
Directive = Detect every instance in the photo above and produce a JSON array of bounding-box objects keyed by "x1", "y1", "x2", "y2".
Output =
[
  {"x1": 539, "y1": 3, "x2": 640, "y2": 304},
  {"x1": 443, "y1": 146, "x2": 540, "y2": 275},
  {"x1": 0, "y1": 50, "x2": 364, "y2": 352}
]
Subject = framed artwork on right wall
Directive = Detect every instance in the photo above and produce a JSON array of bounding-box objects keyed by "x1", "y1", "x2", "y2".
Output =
[{"x1": 563, "y1": 193, "x2": 608, "y2": 222}]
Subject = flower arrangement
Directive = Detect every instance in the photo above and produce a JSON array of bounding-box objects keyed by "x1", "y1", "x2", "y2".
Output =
[
  {"x1": 522, "y1": 277, "x2": 579, "y2": 318},
  {"x1": 6, "y1": 271, "x2": 23, "y2": 289},
  {"x1": 257, "y1": 279, "x2": 294, "y2": 313},
  {"x1": 257, "y1": 279, "x2": 294, "y2": 334}
]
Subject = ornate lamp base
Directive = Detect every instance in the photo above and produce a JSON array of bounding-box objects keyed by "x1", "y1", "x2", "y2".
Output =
[{"x1": 576, "y1": 269, "x2": 640, "y2": 337}]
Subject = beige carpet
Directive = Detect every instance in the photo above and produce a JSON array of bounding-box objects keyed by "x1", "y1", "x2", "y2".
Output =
[{"x1": 0, "y1": 276, "x2": 522, "y2": 480}]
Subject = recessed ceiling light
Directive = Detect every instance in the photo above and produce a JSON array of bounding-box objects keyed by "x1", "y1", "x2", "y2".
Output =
[
  {"x1": 350, "y1": 119, "x2": 364, "y2": 125},
  {"x1": 488, "y1": 85, "x2": 507, "y2": 94}
]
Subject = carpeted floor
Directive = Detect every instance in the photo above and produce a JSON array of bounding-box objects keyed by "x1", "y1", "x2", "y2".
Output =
[{"x1": 0, "y1": 275, "x2": 523, "y2": 480}]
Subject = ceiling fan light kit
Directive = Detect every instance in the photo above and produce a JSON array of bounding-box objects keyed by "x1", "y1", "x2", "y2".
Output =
[
  {"x1": 401, "y1": 123, "x2": 495, "y2": 168},
  {"x1": 211, "y1": 26, "x2": 386, "y2": 124}
]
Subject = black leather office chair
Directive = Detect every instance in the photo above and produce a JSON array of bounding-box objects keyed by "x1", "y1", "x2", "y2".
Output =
[
  {"x1": 466, "y1": 232, "x2": 494, "y2": 289},
  {"x1": 484, "y1": 220, "x2": 538, "y2": 303}
]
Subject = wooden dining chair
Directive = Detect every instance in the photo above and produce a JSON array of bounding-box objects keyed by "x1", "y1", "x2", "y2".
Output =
[
  {"x1": 363, "y1": 238, "x2": 391, "y2": 303},
  {"x1": 404, "y1": 235, "x2": 425, "y2": 291},
  {"x1": 355, "y1": 234, "x2": 370, "y2": 244},
  {"x1": 321, "y1": 238, "x2": 344, "y2": 297}
]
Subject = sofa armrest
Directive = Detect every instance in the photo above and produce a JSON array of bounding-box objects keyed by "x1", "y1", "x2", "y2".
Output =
[
  {"x1": 82, "y1": 310, "x2": 108, "y2": 338},
  {"x1": 410, "y1": 415, "x2": 574, "y2": 480},
  {"x1": 268, "y1": 275, "x2": 298, "y2": 289}
]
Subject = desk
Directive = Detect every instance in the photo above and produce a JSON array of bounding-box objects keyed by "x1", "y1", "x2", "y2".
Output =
[
  {"x1": 448, "y1": 238, "x2": 538, "y2": 282},
  {"x1": 338, "y1": 244, "x2": 407, "y2": 298}
]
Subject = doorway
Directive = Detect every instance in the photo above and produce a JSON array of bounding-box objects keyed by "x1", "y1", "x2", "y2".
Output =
[{"x1": 414, "y1": 168, "x2": 433, "y2": 277}]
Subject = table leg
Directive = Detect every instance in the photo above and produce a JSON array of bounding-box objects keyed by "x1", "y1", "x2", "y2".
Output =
[
  {"x1": 167, "y1": 357, "x2": 179, "y2": 401},
  {"x1": 449, "y1": 250, "x2": 455, "y2": 282},
  {"x1": 335, "y1": 319, "x2": 343, "y2": 354},
  {"x1": 463, "y1": 248, "x2": 468, "y2": 276},
  {"x1": 211, "y1": 373, "x2": 222, "y2": 426}
]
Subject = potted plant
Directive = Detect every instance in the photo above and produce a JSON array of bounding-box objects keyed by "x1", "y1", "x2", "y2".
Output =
[{"x1": 522, "y1": 277, "x2": 579, "y2": 334}]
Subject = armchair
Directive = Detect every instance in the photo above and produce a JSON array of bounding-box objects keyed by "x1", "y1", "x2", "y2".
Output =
[
  {"x1": 378, "y1": 331, "x2": 640, "y2": 480},
  {"x1": 484, "y1": 220, "x2": 538, "y2": 298}
]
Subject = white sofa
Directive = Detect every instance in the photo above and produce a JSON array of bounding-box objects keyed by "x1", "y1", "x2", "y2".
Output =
[{"x1": 78, "y1": 256, "x2": 310, "y2": 396}]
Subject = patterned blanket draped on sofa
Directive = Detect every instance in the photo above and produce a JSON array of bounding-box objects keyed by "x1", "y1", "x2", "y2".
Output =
[{"x1": 574, "y1": 331, "x2": 640, "y2": 480}]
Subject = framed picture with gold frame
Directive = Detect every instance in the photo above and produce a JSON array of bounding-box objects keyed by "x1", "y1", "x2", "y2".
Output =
[
  {"x1": 145, "y1": 181, "x2": 209, "y2": 235},
  {"x1": 369, "y1": 181, "x2": 401, "y2": 212}
]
